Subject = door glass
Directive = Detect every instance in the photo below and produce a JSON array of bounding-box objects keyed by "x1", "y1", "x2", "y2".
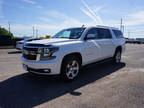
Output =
[
  {"x1": 86, "y1": 28, "x2": 99, "y2": 39},
  {"x1": 113, "y1": 30, "x2": 123, "y2": 38},
  {"x1": 98, "y1": 28, "x2": 112, "y2": 39}
]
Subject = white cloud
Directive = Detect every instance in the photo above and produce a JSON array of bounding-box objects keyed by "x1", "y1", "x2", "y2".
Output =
[
  {"x1": 1, "y1": 10, "x2": 95, "y2": 37},
  {"x1": 38, "y1": 17, "x2": 51, "y2": 22},
  {"x1": 22, "y1": 0, "x2": 43, "y2": 9},
  {"x1": 7, "y1": 23, "x2": 80, "y2": 37},
  {"x1": 128, "y1": 11, "x2": 144, "y2": 20},
  {"x1": 45, "y1": 10, "x2": 87, "y2": 26},
  {"x1": 36, "y1": 5, "x2": 43, "y2": 9},
  {"x1": 45, "y1": 10, "x2": 68, "y2": 20},
  {"x1": 92, "y1": 6, "x2": 103, "y2": 13},
  {"x1": 23, "y1": 0, "x2": 36, "y2": 4},
  {"x1": 45, "y1": 10, "x2": 96, "y2": 27},
  {"x1": 80, "y1": 0, "x2": 103, "y2": 25},
  {"x1": 80, "y1": 8, "x2": 97, "y2": 23},
  {"x1": 125, "y1": 11, "x2": 144, "y2": 26}
]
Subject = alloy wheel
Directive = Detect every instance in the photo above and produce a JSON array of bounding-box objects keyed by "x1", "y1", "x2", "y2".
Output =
[{"x1": 66, "y1": 60, "x2": 79, "y2": 79}]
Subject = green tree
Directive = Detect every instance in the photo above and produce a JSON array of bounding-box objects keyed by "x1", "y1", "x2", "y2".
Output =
[{"x1": 0, "y1": 27, "x2": 14, "y2": 39}]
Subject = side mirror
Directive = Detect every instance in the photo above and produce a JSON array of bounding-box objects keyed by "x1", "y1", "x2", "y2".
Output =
[{"x1": 84, "y1": 34, "x2": 95, "y2": 40}]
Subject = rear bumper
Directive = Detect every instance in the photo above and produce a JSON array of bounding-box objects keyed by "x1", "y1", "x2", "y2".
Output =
[{"x1": 22, "y1": 57, "x2": 61, "y2": 75}]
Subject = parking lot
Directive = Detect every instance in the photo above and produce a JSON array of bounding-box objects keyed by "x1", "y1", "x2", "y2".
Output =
[{"x1": 0, "y1": 44, "x2": 144, "y2": 108}]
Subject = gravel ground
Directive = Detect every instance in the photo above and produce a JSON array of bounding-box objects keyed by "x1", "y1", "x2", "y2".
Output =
[{"x1": 0, "y1": 44, "x2": 144, "y2": 108}]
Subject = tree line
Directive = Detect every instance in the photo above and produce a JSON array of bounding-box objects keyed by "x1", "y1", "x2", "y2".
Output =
[{"x1": 0, "y1": 27, "x2": 14, "y2": 38}]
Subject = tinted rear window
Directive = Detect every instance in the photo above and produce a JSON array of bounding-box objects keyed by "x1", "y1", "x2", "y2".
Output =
[{"x1": 113, "y1": 30, "x2": 123, "y2": 38}]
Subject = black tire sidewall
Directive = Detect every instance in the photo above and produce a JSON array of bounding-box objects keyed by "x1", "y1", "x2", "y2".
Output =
[
  {"x1": 61, "y1": 56, "x2": 81, "y2": 81},
  {"x1": 113, "y1": 50, "x2": 121, "y2": 64}
]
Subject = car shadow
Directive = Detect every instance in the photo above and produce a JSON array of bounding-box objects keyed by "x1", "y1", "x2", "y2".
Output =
[
  {"x1": 0, "y1": 62, "x2": 125, "y2": 107},
  {"x1": 8, "y1": 51, "x2": 22, "y2": 54}
]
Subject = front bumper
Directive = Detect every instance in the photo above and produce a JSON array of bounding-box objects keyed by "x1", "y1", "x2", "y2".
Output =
[
  {"x1": 22, "y1": 57, "x2": 61, "y2": 75},
  {"x1": 16, "y1": 44, "x2": 23, "y2": 50}
]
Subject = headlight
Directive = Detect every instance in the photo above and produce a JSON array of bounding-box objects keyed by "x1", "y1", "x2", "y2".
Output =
[
  {"x1": 40, "y1": 46, "x2": 59, "y2": 60},
  {"x1": 43, "y1": 48, "x2": 51, "y2": 57}
]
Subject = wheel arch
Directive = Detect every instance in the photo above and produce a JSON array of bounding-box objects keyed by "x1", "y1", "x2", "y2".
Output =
[
  {"x1": 61, "y1": 52, "x2": 83, "y2": 65},
  {"x1": 116, "y1": 46, "x2": 122, "y2": 53}
]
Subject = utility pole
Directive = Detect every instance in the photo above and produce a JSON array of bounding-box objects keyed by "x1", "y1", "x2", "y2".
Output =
[
  {"x1": 8, "y1": 21, "x2": 11, "y2": 33},
  {"x1": 122, "y1": 25, "x2": 124, "y2": 35},
  {"x1": 120, "y1": 18, "x2": 125, "y2": 33},
  {"x1": 128, "y1": 31, "x2": 130, "y2": 38},
  {"x1": 36, "y1": 29, "x2": 38, "y2": 38},
  {"x1": 33, "y1": 26, "x2": 35, "y2": 38},
  {"x1": 120, "y1": 18, "x2": 123, "y2": 31}
]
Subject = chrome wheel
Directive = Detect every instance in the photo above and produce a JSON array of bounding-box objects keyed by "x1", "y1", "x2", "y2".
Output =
[
  {"x1": 66, "y1": 60, "x2": 79, "y2": 79},
  {"x1": 115, "y1": 51, "x2": 121, "y2": 63}
]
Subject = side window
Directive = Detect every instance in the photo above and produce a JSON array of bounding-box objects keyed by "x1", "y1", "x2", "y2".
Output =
[
  {"x1": 98, "y1": 28, "x2": 112, "y2": 39},
  {"x1": 86, "y1": 28, "x2": 99, "y2": 39},
  {"x1": 113, "y1": 30, "x2": 123, "y2": 38}
]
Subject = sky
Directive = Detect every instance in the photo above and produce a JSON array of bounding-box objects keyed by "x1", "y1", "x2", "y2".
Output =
[{"x1": 0, "y1": 0, "x2": 144, "y2": 38}]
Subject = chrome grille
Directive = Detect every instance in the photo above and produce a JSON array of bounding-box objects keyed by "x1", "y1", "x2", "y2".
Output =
[{"x1": 23, "y1": 47, "x2": 38, "y2": 60}]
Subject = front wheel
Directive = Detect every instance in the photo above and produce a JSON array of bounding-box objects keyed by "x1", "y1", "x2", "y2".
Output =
[
  {"x1": 113, "y1": 50, "x2": 121, "y2": 64},
  {"x1": 61, "y1": 56, "x2": 81, "y2": 81}
]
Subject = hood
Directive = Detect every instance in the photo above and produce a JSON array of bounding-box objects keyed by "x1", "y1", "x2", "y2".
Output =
[{"x1": 26, "y1": 38, "x2": 76, "y2": 46}]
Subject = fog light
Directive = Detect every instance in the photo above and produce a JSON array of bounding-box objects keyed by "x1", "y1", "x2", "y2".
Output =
[{"x1": 44, "y1": 69, "x2": 50, "y2": 73}]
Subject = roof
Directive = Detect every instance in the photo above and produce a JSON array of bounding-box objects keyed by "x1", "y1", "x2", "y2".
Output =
[
  {"x1": 63, "y1": 25, "x2": 119, "y2": 30},
  {"x1": 96, "y1": 25, "x2": 119, "y2": 30}
]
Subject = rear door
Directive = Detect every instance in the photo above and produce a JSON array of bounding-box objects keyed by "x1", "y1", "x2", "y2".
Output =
[{"x1": 97, "y1": 28, "x2": 115, "y2": 59}]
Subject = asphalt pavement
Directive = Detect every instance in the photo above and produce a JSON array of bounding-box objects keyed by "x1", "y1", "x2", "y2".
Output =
[{"x1": 0, "y1": 44, "x2": 144, "y2": 108}]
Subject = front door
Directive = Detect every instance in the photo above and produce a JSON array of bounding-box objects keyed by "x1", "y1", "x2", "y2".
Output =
[{"x1": 82, "y1": 28, "x2": 101, "y2": 64}]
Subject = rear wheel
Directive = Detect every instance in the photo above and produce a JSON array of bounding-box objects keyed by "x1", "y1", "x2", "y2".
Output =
[
  {"x1": 113, "y1": 49, "x2": 121, "y2": 64},
  {"x1": 61, "y1": 56, "x2": 81, "y2": 81}
]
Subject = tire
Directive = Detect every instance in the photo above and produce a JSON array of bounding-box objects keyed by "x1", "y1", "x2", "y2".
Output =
[
  {"x1": 113, "y1": 49, "x2": 121, "y2": 64},
  {"x1": 61, "y1": 56, "x2": 81, "y2": 81}
]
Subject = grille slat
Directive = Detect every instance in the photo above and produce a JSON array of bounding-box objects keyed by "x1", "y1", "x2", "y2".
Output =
[
  {"x1": 23, "y1": 47, "x2": 38, "y2": 52},
  {"x1": 23, "y1": 54, "x2": 37, "y2": 60},
  {"x1": 25, "y1": 43, "x2": 51, "y2": 47},
  {"x1": 23, "y1": 47, "x2": 38, "y2": 60}
]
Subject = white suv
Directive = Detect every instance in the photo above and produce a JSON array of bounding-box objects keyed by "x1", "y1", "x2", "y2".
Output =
[{"x1": 22, "y1": 26, "x2": 125, "y2": 81}]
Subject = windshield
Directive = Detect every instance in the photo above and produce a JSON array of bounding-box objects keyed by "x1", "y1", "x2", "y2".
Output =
[{"x1": 53, "y1": 28, "x2": 85, "y2": 39}]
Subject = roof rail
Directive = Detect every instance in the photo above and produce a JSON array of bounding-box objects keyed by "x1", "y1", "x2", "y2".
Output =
[
  {"x1": 96, "y1": 25, "x2": 119, "y2": 29},
  {"x1": 81, "y1": 25, "x2": 85, "y2": 28}
]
